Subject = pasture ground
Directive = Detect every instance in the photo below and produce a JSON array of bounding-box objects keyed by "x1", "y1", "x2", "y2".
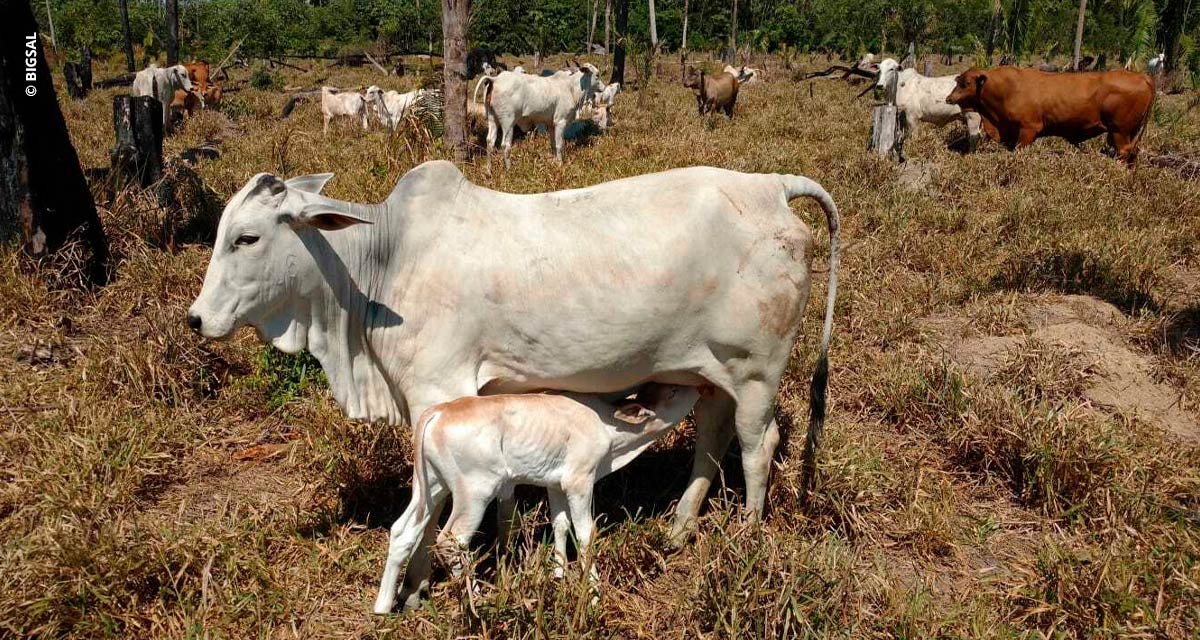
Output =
[{"x1": 2, "y1": 54, "x2": 1199, "y2": 638}]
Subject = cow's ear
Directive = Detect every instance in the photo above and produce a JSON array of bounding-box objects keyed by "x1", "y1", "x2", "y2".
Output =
[
  {"x1": 285, "y1": 173, "x2": 335, "y2": 195},
  {"x1": 293, "y1": 204, "x2": 373, "y2": 231},
  {"x1": 613, "y1": 403, "x2": 655, "y2": 425},
  {"x1": 975, "y1": 74, "x2": 988, "y2": 92}
]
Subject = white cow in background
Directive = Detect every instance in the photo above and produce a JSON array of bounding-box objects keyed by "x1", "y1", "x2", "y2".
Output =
[
  {"x1": 365, "y1": 86, "x2": 427, "y2": 131},
  {"x1": 875, "y1": 57, "x2": 983, "y2": 145},
  {"x1": 187, "y1": 160, "x2": 841, "y2": 611},
  {"x1": 1147, "y1": 52, "x2": 1165, "y2": 76},
  {"x1": 373, "y1": 383, "x2": 701, "y2": 613},
  {"x1": 320, "y1": 86, "x2": 368, "y2": 136},
  {"x1": 724, "y1": 65, "x2": 761, "y2": 84},
  {"x1": 473, "y1": 61, "x2": 605, "y2": 167},
  {"x1": 132, "y1": 64, "x2": 193, "y2": 129}
]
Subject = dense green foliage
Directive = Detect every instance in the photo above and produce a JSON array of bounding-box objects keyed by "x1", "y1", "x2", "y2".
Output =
[{"x1": 31, "y1": 0, "x2": 1200, "y2": 72}]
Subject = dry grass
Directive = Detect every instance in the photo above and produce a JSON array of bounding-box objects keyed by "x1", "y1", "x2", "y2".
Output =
[{"x1": 2, "y1": 54, "x2": 1199, "y2": 638}]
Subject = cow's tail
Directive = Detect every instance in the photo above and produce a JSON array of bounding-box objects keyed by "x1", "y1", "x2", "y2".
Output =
[
  {"x1": 781, "y1": 175, "x2": 840, "y2": 508},
  {"x1": 472, "y1": 76, "x2": 494, "y2": 109},
  {"x1": 1131, "y1": 76, "x2": 1156, "y2": 158}
]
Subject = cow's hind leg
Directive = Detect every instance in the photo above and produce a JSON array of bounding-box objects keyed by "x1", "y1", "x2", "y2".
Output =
[
  {"x1": 501, "y1": 124, "x2": 515, "y2": 170},
  {"x1": 669, "y1": 389, "x2": 736, "y2": 547},
  {"x1": 1109, "y1": 131, "x2": 1139, "y2": 166},
  {"x1": 732, "y1": 380, "x2": 783, "y2": 520}
]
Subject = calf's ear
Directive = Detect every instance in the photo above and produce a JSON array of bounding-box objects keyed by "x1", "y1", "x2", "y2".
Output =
[
  {"x1": 286, "y1": 173, "x2": 335, "y2": 195},
  {"x1": 293, "y1": 204, "x2": 373, "y2": 231},
  {"x1": 614, "y1": 403, "x2": 656, "y2": 425}
]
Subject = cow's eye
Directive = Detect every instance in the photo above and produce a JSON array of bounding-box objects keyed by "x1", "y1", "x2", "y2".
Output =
[{"x1": 234, "y1": 234, "x2": 259, "y2": 247}]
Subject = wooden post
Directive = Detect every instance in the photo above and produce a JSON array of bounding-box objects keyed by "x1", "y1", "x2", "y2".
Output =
[
  {"x1": 923, "y1": 60, "x2": 934, "y2": 77},
  {"x1": 441, "y1": 0, "x2": 469, "y2": 162},
  {"x1": 110, "y1": 95, "x2": 164, "y2": 189},
  {"x1": 868, "y1": 71, "x2": 906, "y2": 162},
  {"x1": 1, "y1": 8, "x2": 108, "y2": 283}
]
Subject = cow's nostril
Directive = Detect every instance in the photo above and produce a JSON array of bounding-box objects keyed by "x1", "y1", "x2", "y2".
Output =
[{"x1": 187, "y1": 312, "x2": 202, "y2": 333}]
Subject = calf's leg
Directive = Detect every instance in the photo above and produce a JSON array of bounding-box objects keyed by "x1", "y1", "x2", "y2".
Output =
[
  {"x1": 548, "y1": 489, "x2": 571, "y2": 578},
  {"x1": 375, "y1": 477, "x2": 448, "y2": 614},
  {"x1": 563, "y1": 476, "x2": 599, "y2": 585},
  {"x1": 438, "y1": 479, "x2": 500, "y2": 578}
]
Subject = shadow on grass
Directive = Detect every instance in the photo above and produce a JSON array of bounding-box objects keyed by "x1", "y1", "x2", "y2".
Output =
[{"x1": 988, "y1": 247, "x2": 1160, "y2": 315}]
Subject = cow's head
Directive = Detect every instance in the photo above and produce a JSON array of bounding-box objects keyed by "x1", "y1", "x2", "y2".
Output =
[
  {"x1": 946, "y1": 69, "x2": 986, "y2": 109},
  {"x1": 590, "y1": 82, "x2": 621, "y2": 130},
  {"x1": 874, "y1": 58, "x2": 899, "y2": 89},
  {"x1": 169, "y1": 64, "x2": 193, "y2": 92},
  {"x1": 683, "y1": 66, "x2": 703, "y2": 90},
  {"x1": 186, "y1": 173, "x2": 371, "y2": 348}
]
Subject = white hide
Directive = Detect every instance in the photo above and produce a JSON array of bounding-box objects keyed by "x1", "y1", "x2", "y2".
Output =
[
  {"x1": 723, "y1": 65, "x2": 761, "y2": 84},
  {"x1": 188, "y1": 160, "x2": 840, "y2": 609},
  {"x1": 1147, "y1": 52, "x2": 1165, "y2": 76},
  {"x1": 366, "y1": 86, "x2": 426, "y2": 130},
  {"x1": 320, "y1": 86, "x2": 368, "y2": 136},
  {"x1": 132, "y1": 64, "x2": 193, "y2": 129},
  {"x1": 373, "y1": 384, "x2": 700, "y2": 613},
  {"x1": 875, "y1": 57, "x2": 982, "y2": 140},
  {"x1": 473, "y1": 63, "x2": 605, "y2": 168}
]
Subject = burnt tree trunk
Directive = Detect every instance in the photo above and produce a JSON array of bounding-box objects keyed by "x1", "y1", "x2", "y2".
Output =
[
  {"x1": 1072, "y1": 0, "x2": 1088, "y2": 71},
  {"x1": 612, "y1": 0, "x2": 629, "y2": 85},
  {"x1": 166, "y1": 0, "x2": 180, "y2": 65},
  {"x1": 441, "y1": 0, "x2": 469, "y2": 162},
  {"x1": 110, "y1": 95, "x2": 164, "y2": 189},
  {"x1": 0, "y1": 2, "x2": 107, "y2": 283},
  {"x1": 119, "y1": 0, "x2": 135, "y2": 72},
  {"x1": 986, "y1": 0, "x2": 1001, "y2": 66}
]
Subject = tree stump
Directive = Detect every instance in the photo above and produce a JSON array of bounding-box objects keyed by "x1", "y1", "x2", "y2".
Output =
[
  {"x1": 62, "y1": 47, "x2": 93, "y2": 99},
  {"x1": 110, "y1": 95, "x2": 163, "y2": 189},
  {"x1": 923, "y1": 60, "x2": 934, "y2": 77},
  {"x1": 867, "y1": 70, "x2": 906, "y2": 162},
  {"x1": 868, "y1": 106, "x2": 907, "y2": 162}
]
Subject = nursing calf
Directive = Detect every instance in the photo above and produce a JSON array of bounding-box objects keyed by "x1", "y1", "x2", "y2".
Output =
[{"x1": 374, "y1": 384, "x2": 701, "y2": 614}]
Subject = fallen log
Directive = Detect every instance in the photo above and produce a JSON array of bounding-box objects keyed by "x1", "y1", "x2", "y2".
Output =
[
  {"x1": 95, "y1": 72, "x2": 135, "y2": 89},
  {"x1": 1148, "y1": 152, "x2": 1200, "y2": 181},
  {"x1": 800, "y1": 65, "x2": 877, "y2": 82}
]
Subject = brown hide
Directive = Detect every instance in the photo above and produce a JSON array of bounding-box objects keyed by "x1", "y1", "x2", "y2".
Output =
[
  {"x1": 684, "y1": 68, "x2": 739, "y2": 118},
  {"x1": 947, "y1": 66, "x2": 1154, "y2": 166}
]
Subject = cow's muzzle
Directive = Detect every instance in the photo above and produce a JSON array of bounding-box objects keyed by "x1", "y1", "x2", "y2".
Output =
[{"x1": 186, "y1": 311, "x2": 203, "y2": 333}]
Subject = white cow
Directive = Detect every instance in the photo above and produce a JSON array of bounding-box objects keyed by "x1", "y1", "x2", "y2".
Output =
[
  {"x1": 132, "y1": 64, "x2": 193, "y2": 129},
  {"x1": 473, "y1": 62, "x2": 605, "y2": 168},
  {"x1": 373, "y1": 383, "x2": 701, "y2": 613},
  {"x1": 320, "y1": 86, "x2": 368, "y2": 136},
  {"x1": 1147, "y1": 52, "x2": 1165, "y2": 76},
  {"x1": 875, "y1": 57, "x2": 983, "y2": 145},
  {"x1": 724, "y1": 65, "x2": 761, "y2": 84},
  {"x1": 365, "y1": 86, "x2": 427, "y2": 131},
  {"x1": 187, "y1": 160, "x2": 840, "y2": 611}
]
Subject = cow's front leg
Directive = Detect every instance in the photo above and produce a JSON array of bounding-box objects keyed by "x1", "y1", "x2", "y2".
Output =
[{"x1": 552, "y1": 122, "x2": 566, "y2": 164}]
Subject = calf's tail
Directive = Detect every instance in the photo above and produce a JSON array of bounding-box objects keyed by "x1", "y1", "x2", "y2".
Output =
[
  {"x1": 472, "y1": 76, "x2": 493, "y2": 109},
  {"x1": 781, "y1": 175, "x2": 841, "y2": 508},
  {"x1": 410, "y1": 408, "x2": 440, "y2": 521}
]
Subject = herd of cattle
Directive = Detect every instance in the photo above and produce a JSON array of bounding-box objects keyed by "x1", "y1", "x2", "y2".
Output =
[{"x1": 155, "y1": 50, "x2": 1171, "y2": 614}]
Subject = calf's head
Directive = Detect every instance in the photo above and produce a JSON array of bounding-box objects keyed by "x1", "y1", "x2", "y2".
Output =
[
  {"x1": 187, "y1": 173, "x2": 371, "y2": 349},
  {"x1": 612, "y1": 383, "x2": 701, "y2": 428},
  {"x1": 946, "y1": 69, "x2": 986, "y2": 109}
]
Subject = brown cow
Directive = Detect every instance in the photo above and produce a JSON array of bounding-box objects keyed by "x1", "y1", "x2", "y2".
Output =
[
  {"x1": 184, "y1": 61, "x2": 211, "y2": 93},
  {"x1": 946, "y1": 66, "x2": 1154, "y2": 166},
  {"x1": 170, "y1": 88, "x2": 201, "y2": 124},
  {"x1": 683, "y1": 67, "x2": 739, "y2": 118}
]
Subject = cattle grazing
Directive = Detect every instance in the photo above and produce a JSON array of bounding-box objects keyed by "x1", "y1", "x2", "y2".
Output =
[
  {"x1": 365, "y1": 86, "x2": 427, "y2": 131},
  {"x1": 874, "y1": 57, "x2": 987, "y2": 147},
  {"x1": 132, "y1": 64, "x2": 193, "y2": 129},
  {"x1": 473, "y1": 62, "x2": 605, "y2": 168},
  {"x1": 683, "y1": 66, "x2": 739, "y2": 117},
  {"x1": 320, "y1": 86, "x2": 368, "y2": 136},
  {"x1": 201, "y1": 83, "x2": 223, "y2": 109},
  {"x1": 946, "y1": 66, "x2": 1154, "y2": 166},
  {"x1": 187, "y1": 160, "x2": 840, "y2": 610},
  {"x1": 857, "y1": 53, "x2": 877, "y2": 70},
  {"x1": 373, "y1": 383, "x2": 702, "y2": 613}
]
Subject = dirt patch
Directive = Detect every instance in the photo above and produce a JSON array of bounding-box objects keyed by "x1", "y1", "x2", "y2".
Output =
[{"x1": 924, "y1": 294, "x2": 1200, "y2": 442}]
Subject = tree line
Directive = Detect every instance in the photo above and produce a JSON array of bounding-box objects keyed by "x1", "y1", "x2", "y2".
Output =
[{"x1": 29, "y1": 0, "x2": 1200, "y2": 76}]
